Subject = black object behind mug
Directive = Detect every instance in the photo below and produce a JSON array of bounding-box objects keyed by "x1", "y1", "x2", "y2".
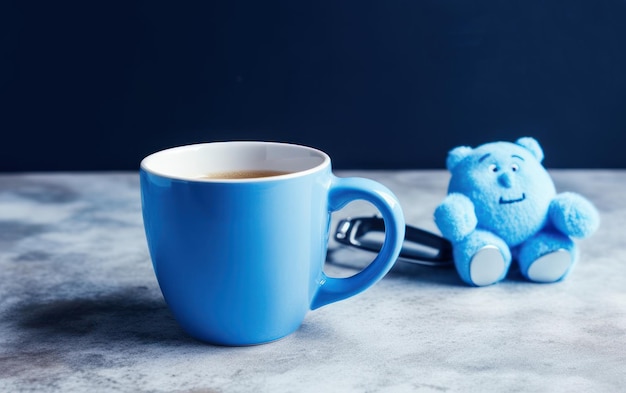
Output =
[{"x1": 334, "y1": 216, "x2": 453, "y2": 267}]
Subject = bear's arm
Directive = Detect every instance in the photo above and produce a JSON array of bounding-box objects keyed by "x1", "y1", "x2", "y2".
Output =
[
  {"x1": 434, "y1": 193, "x2": 478, "y2": 242},
  {"x1": 548, "y1": 192, "x2": 600, "y2": 238}
]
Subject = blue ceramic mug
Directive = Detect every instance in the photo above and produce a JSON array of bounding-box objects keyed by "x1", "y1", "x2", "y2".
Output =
[{"x1": 140, "y1": 141, "x2": 405, "y2": 345}]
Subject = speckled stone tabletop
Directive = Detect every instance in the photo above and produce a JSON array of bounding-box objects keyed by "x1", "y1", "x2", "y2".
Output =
[{"x1": 1, "y1": 170, "x2": 624, "y2": 392}]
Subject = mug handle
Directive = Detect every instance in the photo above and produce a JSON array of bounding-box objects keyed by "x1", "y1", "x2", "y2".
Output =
[{"x1": 311, "y1": 176, "x2": 406, "y2": 310}]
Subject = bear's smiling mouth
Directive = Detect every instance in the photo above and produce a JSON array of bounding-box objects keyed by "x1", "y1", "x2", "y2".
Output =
[{"x1": 499, "y1": 193, "x2": 526, "y2": 204}]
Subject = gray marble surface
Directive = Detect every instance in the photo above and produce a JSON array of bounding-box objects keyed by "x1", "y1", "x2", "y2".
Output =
[{"x1": 0, "y1": 170, "x2": 624, "y2": 393}]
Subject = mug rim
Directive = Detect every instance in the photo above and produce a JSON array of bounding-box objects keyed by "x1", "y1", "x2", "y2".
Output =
[{"x1": 140, "y1": 141, "x2": 331, "y2": 183}]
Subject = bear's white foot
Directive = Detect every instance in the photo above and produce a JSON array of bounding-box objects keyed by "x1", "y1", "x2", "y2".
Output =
[
  {"x1": 526, "y1": 249, "x2": 572, "y2": 283},
  {"x1": 470, "y1": 245, "x2": 506, "y2": 286}
]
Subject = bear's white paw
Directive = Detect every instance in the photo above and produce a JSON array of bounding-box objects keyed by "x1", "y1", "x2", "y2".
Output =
[
  {"x1": 526, "y1": 249, "x2": 572, "y2": 283},
  {"x1": 470, "y1": 245, "x2": 506, "y2": 286}
]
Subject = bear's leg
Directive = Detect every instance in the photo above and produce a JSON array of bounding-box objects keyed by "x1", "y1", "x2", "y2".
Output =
[
  {"x1": 453, "y1": 230, "x2": 511, "y2": 286},
  {"x1": 517, "y1": 230, "x2": 577, "y2": 283}
]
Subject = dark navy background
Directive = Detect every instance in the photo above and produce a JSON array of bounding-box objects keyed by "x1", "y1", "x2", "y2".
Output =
[{"x1": 2, "y1": 1, "x2": 625, "y2": 171}]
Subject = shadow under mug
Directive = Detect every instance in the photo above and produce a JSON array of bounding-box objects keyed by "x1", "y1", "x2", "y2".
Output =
[{"x1": 140, "y1": 141, "x2": 405, "y2": 345}]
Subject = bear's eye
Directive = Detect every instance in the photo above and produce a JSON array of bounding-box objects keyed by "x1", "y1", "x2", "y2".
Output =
[
  {"x1": 488, "y1": 164, "x2": 499, "y2": 173},
  {"x1": 511, "y1": 163, "x2": 520, "y2": 172}
]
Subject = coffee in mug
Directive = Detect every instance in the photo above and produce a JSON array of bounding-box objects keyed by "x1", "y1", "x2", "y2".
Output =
[{"x1": 199, "y1": 169, "x2": 292, "y2": 180}]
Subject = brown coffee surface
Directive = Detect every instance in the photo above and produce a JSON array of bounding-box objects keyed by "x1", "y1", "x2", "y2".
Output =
[{"x1": 199, "y1": 170, "x2": 292, "y2": 179}]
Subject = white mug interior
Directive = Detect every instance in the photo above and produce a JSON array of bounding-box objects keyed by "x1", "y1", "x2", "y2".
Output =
[{"x1": 140, "y1": 141, "x2": 330, "y2": 182}]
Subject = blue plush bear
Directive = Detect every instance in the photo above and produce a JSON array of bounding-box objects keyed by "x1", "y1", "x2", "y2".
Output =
[{"x1": 434, "y1": 137, "x2": 599, "y2": 286}]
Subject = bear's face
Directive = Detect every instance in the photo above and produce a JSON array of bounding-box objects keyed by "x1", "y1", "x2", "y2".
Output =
[{"x1": 447, "y1": 139, "x2": 556, "y2": 245}]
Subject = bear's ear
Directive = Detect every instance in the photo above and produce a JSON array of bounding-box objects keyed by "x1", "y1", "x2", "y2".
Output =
[
  {"x1": 515, "y1": 137, "x2": 544, "y2": 163},
  {"x1": 446, "y1": 146, "x2": 473, "y2": 171}
]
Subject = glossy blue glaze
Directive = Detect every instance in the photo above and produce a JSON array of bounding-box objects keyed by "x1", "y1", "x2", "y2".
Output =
[{"x1": 140, "y1": 143, "x2": 404, "y2": 345}]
